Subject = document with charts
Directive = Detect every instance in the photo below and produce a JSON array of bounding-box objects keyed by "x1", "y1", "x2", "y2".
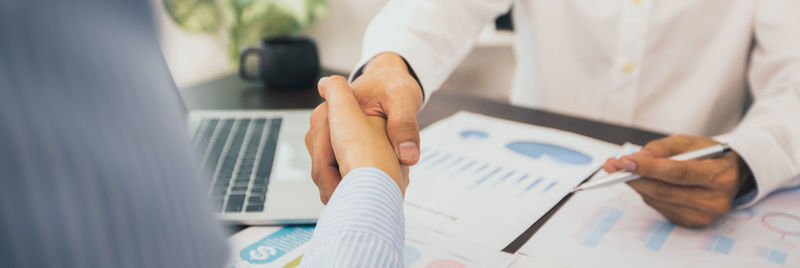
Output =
[
  {"x1": 519, "y1": 146, "x2": 800, "y2": 267},
  {"x1": 405, "y1": 111, "x2": 620, "y2": 251},
  {"x1": 227, "y1": 226, "x2": 313, "y2": 268}
]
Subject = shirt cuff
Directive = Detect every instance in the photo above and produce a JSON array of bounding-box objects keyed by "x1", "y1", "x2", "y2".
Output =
[
  {"x1": 715, "y1": 128, "x2": 800, "y2": 208},
  {"x1": 349, "y1": 55, "x2": 426, "y2": 103},
  {"x1": 312, "y1": 167, "x2": 405, "y2": 251}
]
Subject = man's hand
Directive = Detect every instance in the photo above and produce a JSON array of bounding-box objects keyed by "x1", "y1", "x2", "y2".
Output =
[
  {"x1": 350, "y1": 52, "x2": 424, "y2": 164},
  {"x1": 306, "y1": 75, "x2": 411, "y2": 203},
  {"x1": 603, "y1": 135, "x2": 754, "y2": 227},
  {"x1": 306, "y1": 53, "x2": 423, "y2": 203}
]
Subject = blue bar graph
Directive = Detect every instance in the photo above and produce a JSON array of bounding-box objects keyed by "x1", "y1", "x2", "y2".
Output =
[
  {"x1": 643, "y1": 220, "x2": 675, "y2": 251},
  {"x1": 705, "y1": 235, "x2": 735, "y2": 254},
  {"x1": 456, "y1": 160, "x2": 477, "y2": 173},
  {"x1": 520, "y1": 177, "x2": 542, "y2": 195},
  {"x1": 493, "y1": 171, "x2": 515, "y2": 186},
  {"x1": 473, "y1": 163, "x2": 489, "y2": 174},
  {"x1": 474, "y1": 167, "x2": 501, "y2": 186},
  {"x1": 542, "y1": 182, "x2": 557, "y2": 192},
  {"x1": 445, "y1": 156, "x2": 464, "y2": 169},
  {"x1": 515, "y1": 174, "x2": 530, "y2": 185},
  {"x1": 428, "y1": 153, "x2": 452, "y2": 168},
  {"x1": 418, "y1": 151, "x2": 439, "y2": 166},
  {"x1": 580, "y1": 209, "x2": 623, "y2": 248},
  {"x1": 760, "y1": 248, "x2": 788, "y2": 265}
]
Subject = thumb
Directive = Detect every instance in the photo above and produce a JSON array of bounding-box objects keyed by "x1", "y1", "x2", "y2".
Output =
[
  {"x1": 318, "y1": 76, "x2": 368, "y2": 127},
  {"x1": 385, "y1": 96, "x2": 421, "y2": 166}
]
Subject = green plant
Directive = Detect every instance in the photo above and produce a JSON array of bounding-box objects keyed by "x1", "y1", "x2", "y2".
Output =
[{"x1": 163, "y1": 0, "x2": 328, "y2": 61}]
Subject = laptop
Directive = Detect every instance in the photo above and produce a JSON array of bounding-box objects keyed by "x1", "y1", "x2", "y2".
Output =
[{"x1": 189, "y1": 110, "x2": 323, "y2": 225}]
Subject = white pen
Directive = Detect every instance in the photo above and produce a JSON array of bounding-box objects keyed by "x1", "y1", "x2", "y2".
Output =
[{"x1": 572, "y1": 143, "x2": 732, "y2": 192}]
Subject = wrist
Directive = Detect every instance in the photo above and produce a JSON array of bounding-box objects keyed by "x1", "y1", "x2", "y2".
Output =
[
  {"x1": 356, "y1": 52, "x2": 425, "y2": 106},
  {"x1": 734, "y1": 152, "x2": 756, "y2": 198},
  {"x1": 364, "y1": 52, "x2": 410, "y2": 74}
]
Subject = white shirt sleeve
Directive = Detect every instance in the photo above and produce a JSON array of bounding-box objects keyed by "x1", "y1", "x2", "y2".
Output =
[
  {"x1": 349, "y1": 0, "x2": 515, "y2": 103},
  {"x1": 299, "y1": 167, "x2": 405, "y2": 268},
  {"x1": 715, "y1": 0, "x2": 800, "y2": 207}
]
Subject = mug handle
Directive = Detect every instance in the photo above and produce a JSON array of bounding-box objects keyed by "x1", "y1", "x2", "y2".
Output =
[{"x1": 239, "y1": 47, "x2": 262, "y2": 81}]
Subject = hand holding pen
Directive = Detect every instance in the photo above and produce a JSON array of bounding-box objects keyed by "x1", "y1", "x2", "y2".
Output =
[{"x1": 586, "y1": 135, "x2": 755, "y2": 228}]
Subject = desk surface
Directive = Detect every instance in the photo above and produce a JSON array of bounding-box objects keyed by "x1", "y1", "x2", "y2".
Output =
[{"x1": 180, "y1": 73, "x2": 665, "y2": 253}]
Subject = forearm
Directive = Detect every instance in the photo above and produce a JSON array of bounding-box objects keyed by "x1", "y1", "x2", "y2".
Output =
[
  {"x1": 716, "y1": 92, "x2": 800, "y2": 207},
  {"x1": 300, "y1": 167, "x2": 405, "y2": 267},
  {"x1": 715, "y1": 0, "x2": 800, "y2": 206}
]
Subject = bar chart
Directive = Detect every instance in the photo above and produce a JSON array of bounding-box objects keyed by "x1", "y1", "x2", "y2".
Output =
[
  {"x1": 579, "y1": 208, "x2": 624, "y2": 248},
  {"x1": 404, "y1": 112, "x2": 620, "y2": 250},
  {"x1": 521, "y1": 181, "x2": 800, "y2": 267},
  {"x1": 642, "y1": 220, "x2": 675, "y2": 251}
]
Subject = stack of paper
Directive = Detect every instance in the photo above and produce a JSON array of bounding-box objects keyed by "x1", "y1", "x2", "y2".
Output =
[
  {"x1": 405, "y1": 111, "x2": 619, "y2": 250},
  {"x1": 520, "y1": 146, "x2": 800, "y2": 267},
  {"x1": 226, "y1": 111, "x2": 626, "y2": 267}
]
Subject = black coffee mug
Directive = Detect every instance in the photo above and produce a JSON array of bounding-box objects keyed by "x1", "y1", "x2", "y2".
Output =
[{"x1": 239, "y1": 36, "x2": 320, "y2": 89}]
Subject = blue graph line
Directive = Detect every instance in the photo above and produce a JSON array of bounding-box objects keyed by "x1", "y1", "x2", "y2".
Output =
[
  {"x1": 493, "y1": 171, "x2": 516, "y2": 186},
  {"x1": 643, "y1": 221, "x2": 675, "y2": 251},
  {"x1": 580, "y1": 209, "x2": 623, "y2": 248},
  {"x1": 446, "y1": 156, "x2": 464, "y2": 169},
  {"x1": 520, "y1": 177, "x2": 542, "y2": 195},
  {"x1": 542, "y1": 182, "x2": 557, "y2": 192},
  {"x1": 473, "y1": 163, "x2": 489, "y2": 174},
  {"x1": 474, "y1": 168, "x2": 501, "y2": 187},
  {"x1": 428, "y1": 153, "x2": 452, "y2": 168},
  {"x1": 455, "y1": 160, "x2": 477, "y2": 174},
  {"x1": 515, "y1": 174, "x2": 530, "y2": 185},
  {"x1": 417, "y1": 151, "x2": 439, "y2": 166}
]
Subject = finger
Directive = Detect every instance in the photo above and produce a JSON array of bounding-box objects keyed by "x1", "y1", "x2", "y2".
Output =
[
  {"x1": 639, "y1": 195, "x2": 718, "y2": 227},
  {"x1": 627, "y1": 178, "x2": 731, "y2": 214},
  {"x1": 319, "y1": 76, "x2": 373, "y2": 149},
  {"x1": 602, "y1": 157, "x2": 623, "y2": 173},
  {"x1": 624, "y1": 154, "x2": 725, "y2": 187},
  {"x1": 318, "y1": 76, "x2": 367, "y2": 123},
  {"x1": 305, "y1": 104, "x2": 326, "y2": 155},
  {"x1": 384, "y1": 95, "x2": 421, "y2": 166},
  {"x1": 308, "y1": 103, "x2": 342, "y2": 204},
  {"x1": 639, "y1": 135, "x2": 694, "y2": 158},
  {"x1": 314, "y1": 165, "x2": 341, "y2": 204},
  {"x1": 319, "y1": 76, "x2": 383, "y2": 171}
]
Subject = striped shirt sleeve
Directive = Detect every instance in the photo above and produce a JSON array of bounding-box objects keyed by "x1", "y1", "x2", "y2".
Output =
[{"x1": 300, "y1": 167, "x2": 405, "y2": 268}]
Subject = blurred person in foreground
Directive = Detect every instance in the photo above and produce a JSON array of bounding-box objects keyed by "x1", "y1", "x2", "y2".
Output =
[
  {"x1": 0, "y1": 1, "x2": 228, "y2": 267},
  {"x1": 1, "y1": 1, "x2": 407, "y2": 267},
  {"x1": 306, "y1": 0, "x2": 800, "y2": 227}
]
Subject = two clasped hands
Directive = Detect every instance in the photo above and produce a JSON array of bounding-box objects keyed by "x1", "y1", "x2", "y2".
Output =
[{"x1": 305, "y1": 52, "x2": 754, "y2": 228}]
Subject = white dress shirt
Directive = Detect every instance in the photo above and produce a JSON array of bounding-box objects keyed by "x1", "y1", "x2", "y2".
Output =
[
  {"x1": 352, "y1": 0, "x2": 800, "y2": 206},
  {"x1": 300, "y1": 167, "x2": 405, "y2": 267}
]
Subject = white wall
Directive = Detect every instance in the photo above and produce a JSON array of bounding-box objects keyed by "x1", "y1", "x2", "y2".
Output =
[
  {"x1": 157, "y1": 0, "x2": 387, "y2": 87},
  {"x1": 158, "y1": 0, "x2": 514, "y2": 102}
]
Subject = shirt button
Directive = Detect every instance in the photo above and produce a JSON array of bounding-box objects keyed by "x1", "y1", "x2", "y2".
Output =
[{"x1": 623, "y1": 62, "x2": 635, "y2": 73}]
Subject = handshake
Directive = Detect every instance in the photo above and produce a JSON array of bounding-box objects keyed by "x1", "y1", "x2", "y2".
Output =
[
  {"x1": 305, "y1": 75, "x2": 414, "y2": 201},
  {"x1": 304, "y1": 54, "x2": 752, "y2": 228}
]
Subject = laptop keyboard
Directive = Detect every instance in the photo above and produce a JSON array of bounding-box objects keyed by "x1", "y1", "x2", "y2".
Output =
[{"x1": 193, "y1": 117, "x2": 282, "y2": 213}]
